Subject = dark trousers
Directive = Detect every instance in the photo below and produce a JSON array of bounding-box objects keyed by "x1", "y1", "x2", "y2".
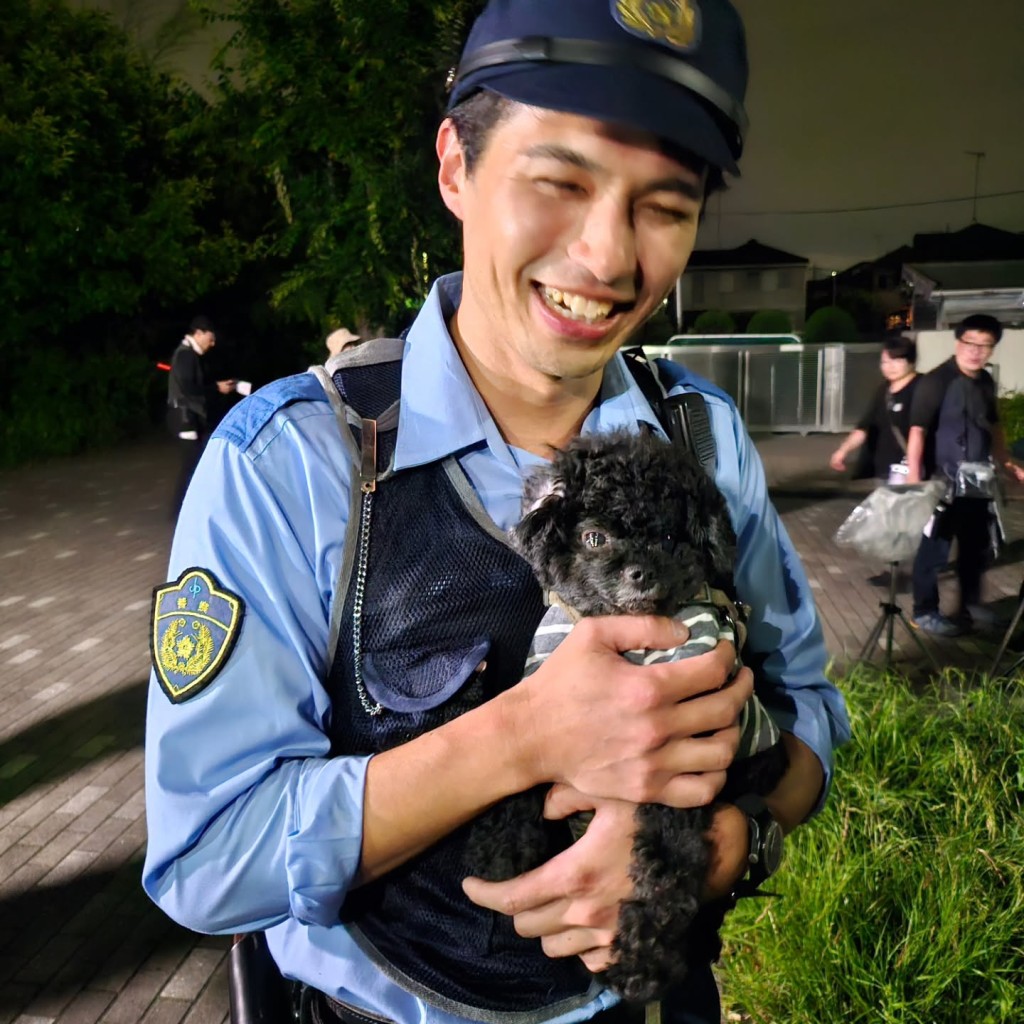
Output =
[
  {"x1": 172, "y1": 434, "x2": 208, "y2": 519},
  {"x1": 912, "y1": 497, "x2": 991, "y2": 617}
]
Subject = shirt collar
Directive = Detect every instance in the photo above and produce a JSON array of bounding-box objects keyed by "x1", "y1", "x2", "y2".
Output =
[
  {"x1": 393, "y1": 273, "x2": 665, "y2": 470},
  {"x1": 183, "y1": 335, "x2": 202, "y2": 355}
]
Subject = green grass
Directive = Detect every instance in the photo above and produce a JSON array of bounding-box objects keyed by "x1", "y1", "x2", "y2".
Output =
[{"x1": 718, "y1": 666, "x2": 1024, "y2": 1023}]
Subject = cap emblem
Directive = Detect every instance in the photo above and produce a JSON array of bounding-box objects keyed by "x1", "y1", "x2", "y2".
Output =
[{"x1": 614, "y1": 0, "x2": 700, "y2": 51}]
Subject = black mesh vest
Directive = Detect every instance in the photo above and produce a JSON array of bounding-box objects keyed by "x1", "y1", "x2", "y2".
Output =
[{"x1": 324, "y1": 354, "x2": 596, "y2": 1018}]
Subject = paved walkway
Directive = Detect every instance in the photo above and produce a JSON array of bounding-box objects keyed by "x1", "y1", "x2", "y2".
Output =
[{"x1": 1, "y1": 432, "x2": 1022, "y2": 1024}]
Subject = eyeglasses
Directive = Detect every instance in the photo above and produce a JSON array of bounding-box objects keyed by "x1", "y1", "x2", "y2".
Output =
[{"x1": 958, "y1": 339, "x2": 994, "y2": 352}]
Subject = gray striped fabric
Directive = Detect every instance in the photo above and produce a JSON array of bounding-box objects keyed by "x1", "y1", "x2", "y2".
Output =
[{"x1": 523, "y1": 603, "x2": 779, "y2": 758}]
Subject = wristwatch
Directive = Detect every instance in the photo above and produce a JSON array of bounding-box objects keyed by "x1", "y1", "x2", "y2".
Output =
[{"x1": 732, "y1": 794, "x2": 784, "y2": 896}]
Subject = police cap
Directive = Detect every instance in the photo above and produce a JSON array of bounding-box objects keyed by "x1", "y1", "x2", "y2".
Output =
[{"x1": 448, "y1": 0, "x2": 749, "y2": 174}]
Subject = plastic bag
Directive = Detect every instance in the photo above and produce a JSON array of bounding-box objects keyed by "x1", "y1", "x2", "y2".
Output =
[
  {"x1": 954, "y1": 460, "x2": 998, "y2": 499},
  {"x1": 834, "y1": 479, "x2": 947, "y2": 563}
]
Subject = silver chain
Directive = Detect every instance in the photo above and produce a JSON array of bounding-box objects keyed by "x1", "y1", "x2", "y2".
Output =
[{"x1": 352, "y1": 486, "x2": 382, "y2": 716}]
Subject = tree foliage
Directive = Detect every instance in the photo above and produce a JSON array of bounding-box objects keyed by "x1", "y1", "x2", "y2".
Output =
[
  {"x1": 802, "y1": 305, "x2": 860, "y2": 345},
  {"x1": 203, "y1": 0, "x2": 486, "y2": 335},
  {"x1": 0, "y1": 0, "x2": 254, "y2": 361}
]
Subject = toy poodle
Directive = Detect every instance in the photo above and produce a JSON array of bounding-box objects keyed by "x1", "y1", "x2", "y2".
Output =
[{"x1": 464, "y1": 428, "x2": 788, "y2": 1002}]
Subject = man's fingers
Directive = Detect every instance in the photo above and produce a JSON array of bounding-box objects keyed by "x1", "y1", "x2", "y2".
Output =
[
  {"x1": 543, "y1": 783, "x2": 592, "y2": 820},
  {"x1": 580, "y1": 614, "x2": 689, "y2": 656},
  {"x1": 462, "y1": 859, "x2": 563, "y2": 917},
  {"x1": 540, "y1": 927, "x2": 617, "y2": 961}
]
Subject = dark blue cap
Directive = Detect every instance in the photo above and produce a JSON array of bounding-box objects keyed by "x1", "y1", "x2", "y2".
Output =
[{"x1": 448, "y1": 0, "x2": 749, "y2": 175}]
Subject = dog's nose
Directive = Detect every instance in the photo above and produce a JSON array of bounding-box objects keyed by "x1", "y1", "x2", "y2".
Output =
[{"x1": 623, "y1": 565, "x2": 648, "y2": 587}]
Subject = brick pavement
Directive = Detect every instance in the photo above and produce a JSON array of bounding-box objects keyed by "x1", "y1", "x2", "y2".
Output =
[{"x1": 1, "y1": 431, "x2": 1023, "y2": 1024}]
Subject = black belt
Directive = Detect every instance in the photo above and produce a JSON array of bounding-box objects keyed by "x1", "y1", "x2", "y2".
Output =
[{"x1": 315, "y1": 993, "x2": 650, "y2": 1024}]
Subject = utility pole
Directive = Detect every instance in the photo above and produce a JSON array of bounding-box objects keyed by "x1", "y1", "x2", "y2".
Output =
[{"x1": 964, "y1": 150, "x2": 986, "y2": 223}]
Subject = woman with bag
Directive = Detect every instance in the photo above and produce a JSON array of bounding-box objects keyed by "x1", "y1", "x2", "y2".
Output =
[{"x1": 829, "y1": 335, "x2": 919, "y2": 484}]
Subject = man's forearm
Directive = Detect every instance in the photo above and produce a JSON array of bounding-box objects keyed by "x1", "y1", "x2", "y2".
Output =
[
  {"x1": 766, "y1": 732, "x2": 824, "y2": 833},
  {"x1": 906, "y1": 426, "x2": 926, "y2": 482}
]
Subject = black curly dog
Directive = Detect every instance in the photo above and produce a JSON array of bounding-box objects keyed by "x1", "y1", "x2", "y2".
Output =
[{"x1": 464, "y1": 429, "x2": 788, "y2": 1002}]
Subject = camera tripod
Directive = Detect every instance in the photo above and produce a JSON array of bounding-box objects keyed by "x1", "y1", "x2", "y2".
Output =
[{"x1": 858, "y1": 561, "x2": 940, "y2": 671}]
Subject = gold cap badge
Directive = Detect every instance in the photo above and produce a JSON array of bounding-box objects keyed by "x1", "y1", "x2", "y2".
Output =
[{"x1": 615, "y1": 0, "x2": 699, "y2": 51}]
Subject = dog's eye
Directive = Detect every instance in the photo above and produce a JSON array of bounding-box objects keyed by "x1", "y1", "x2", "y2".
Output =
[{"x1": 582, "y1": 530, "x2": 607, "y2": 549}]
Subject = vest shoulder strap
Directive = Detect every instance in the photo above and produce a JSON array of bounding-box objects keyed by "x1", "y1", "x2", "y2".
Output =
[{"x1": 621, "y1": 346, "x2": 717, "y2": 474}]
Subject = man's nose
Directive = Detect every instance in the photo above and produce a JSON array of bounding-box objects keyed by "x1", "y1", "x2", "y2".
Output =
[{"x1": 565, "y1": 197, "x2": 637, "y2": 287}]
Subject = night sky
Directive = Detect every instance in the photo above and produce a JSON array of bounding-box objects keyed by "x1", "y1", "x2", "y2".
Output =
[
  {"x1": 82, "y1": 0, "x2": 1024, "y2": 275},
  {"x1": 719, "y1": 0, "x2": 1024, "y2": 271}
]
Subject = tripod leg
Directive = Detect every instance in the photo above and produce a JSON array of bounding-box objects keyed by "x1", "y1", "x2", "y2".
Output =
[
  {"x1": 988, "y1": 593, "x2": 1024, "y2": 677},
  {"x1": 858, "y1": 611, "x2": 888, "y2": 663}
]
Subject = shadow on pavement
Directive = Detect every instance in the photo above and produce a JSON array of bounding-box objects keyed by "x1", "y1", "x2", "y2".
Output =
[{"x1": 0, "y1": 680, "x2": 147, "y2": 806}]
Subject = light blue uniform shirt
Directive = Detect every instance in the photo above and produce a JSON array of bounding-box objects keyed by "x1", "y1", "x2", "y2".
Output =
[{"x1": 143, "y1": 273, "x2": 849, "y2": 1023}]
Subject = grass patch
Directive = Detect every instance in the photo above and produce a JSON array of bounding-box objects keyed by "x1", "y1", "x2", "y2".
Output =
[{"x1": 719, "y1": 666, "x2": 1024, "y2": 1023}]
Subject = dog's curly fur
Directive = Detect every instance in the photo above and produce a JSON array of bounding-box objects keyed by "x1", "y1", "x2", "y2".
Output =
[{"x1": 463, "y1": 429, "x2": 788, "y2": 1002}]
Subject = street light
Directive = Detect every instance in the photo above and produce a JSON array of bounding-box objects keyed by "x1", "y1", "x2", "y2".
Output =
[{"x1": 831, "y1": 270, "x2": 837, "y2": 306}]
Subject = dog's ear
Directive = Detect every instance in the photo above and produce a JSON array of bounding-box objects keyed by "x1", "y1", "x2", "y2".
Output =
[
  {"x1": 510, "y1": 467, "x2": 571, "y2": 586},
  {"x1": 522, "y1": 471, "x2": 565, "y2": 515},
  {"x1": 700, "y1": 514, "x2": 737, "y2": 589},
  {"x1": 685, "y1": 485, "x2": 737, "y2": 592}
]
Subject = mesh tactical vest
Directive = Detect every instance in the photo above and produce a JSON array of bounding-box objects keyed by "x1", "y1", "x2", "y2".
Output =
[{"x1": 322, "y1": 346, "x2": 598, "y2": 1021}]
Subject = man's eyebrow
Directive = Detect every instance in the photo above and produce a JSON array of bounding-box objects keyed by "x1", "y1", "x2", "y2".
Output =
[
  {"x1": 523, "y1": 143, "x2": 599, "y2": 171},
  {"x1": 522, "y1": 144, "x2": 703, "y2": 202},
  {"x1": 640, "y1": 177, "x2": 704, "y2": 202}
]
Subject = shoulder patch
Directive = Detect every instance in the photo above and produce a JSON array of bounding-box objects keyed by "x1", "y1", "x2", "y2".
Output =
[{"x1": 151, "y1": 569, "x2": 244, "y2": 703}]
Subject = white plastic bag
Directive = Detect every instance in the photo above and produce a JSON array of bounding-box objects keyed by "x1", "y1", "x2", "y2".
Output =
[{"x1": 834, "y1": 480, "x2": 947, "y2": 563}]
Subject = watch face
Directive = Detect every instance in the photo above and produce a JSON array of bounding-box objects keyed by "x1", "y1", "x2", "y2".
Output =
[{"x1": 762, "y1": 819, "x2": 784, "y2": 876}]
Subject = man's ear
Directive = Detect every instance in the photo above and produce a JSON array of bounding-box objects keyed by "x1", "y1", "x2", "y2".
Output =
[{"x1": 436, "y1": 118, "x2": 467, "y2": 221}]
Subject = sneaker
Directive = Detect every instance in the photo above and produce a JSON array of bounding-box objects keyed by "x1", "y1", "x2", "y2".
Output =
[{"x1": 911, "y1": 612, "x2": 963, "y2": 637}]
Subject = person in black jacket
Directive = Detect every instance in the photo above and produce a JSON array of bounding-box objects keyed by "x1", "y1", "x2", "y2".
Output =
[
  {"x1": 905, "y1": 314, "x2": 1024, "y2": 635},
  {"x1": 167, "y1": 315, "x2": 246, "y2": 517}
]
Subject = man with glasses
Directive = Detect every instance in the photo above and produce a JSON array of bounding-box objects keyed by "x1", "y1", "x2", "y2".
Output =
[{"x1": 906, "y1": 314, "x2": 1024, "y2": 635}]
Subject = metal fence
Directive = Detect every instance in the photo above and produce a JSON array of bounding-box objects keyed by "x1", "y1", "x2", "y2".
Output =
[{"x1": 642, "y1": 339, "x2": 884, "y2": 434}]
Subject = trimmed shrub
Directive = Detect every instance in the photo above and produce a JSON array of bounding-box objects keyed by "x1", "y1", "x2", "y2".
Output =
[
  {"x1": 0, "y1": 346, "x2": 160, "y2": 467},
  {"x1": 746, "y1": 310, "x2": 793, "y2": 334},
  {"x1": 802, "y1": 306, "x2": 860, "y2": 345},
  {"x1": 693, "y1": 310, "x2": 737, "y2": 334},
  {"x1": 998, "y1": 392, "x2": 1024, "y2": 448}
]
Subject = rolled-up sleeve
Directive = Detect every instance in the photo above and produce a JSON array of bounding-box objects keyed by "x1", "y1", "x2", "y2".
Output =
[{"x1": 143, "y1": 403, "x2": 371, "y2": 934}]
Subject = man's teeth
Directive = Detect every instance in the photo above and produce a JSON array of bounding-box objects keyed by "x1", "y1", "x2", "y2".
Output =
[{"x1": 542, "y1": 287, "x2": 614, "y2": 322}]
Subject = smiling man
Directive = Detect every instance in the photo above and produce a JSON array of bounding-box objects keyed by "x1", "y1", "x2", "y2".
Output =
[{"x1": 143, "y1": 4, "x2": 849, "y2": 1024}]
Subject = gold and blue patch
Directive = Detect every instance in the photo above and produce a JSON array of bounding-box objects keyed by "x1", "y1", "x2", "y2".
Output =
[{"x1": 151, "y1": 568, "x2": 244, "y2": 703}]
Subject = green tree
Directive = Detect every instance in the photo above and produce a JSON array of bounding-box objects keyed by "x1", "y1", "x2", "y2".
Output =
[
  {"x1": 0, "y1": 0, "x2": 253, "y2": 359},
  {"x1": 0, "y1": 0, "x2": 264, "y2": 465},
  {"x1": 802, "y1": 305, "x2": 860, "y2": 344},
  {"x1": 203, "y1": 0, "x2": 486, "y2": 336},
  {"x1": 692, "y1": 309, "x2": 737, "y2": 334},
  {"x1": 746, "y1": 309, "x2": 792, "y2": 334}
]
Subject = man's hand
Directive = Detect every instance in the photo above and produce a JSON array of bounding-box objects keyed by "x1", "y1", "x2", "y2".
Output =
[
  {"x1": 463, "y1": 784, "x2": 636, "y2": 973},
  {"x1": 510, "y1": 617, "x2": 752, "y2": 808},
  {"x1": 828, "y1": 449, "x2": 848, "y2": 472},
  {"x1": 1004, "y1": 460, "x2": 1024, "y2": 484},
  {"x1": 216, "y1": 379, "x2": 235, "y2": 394}
]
